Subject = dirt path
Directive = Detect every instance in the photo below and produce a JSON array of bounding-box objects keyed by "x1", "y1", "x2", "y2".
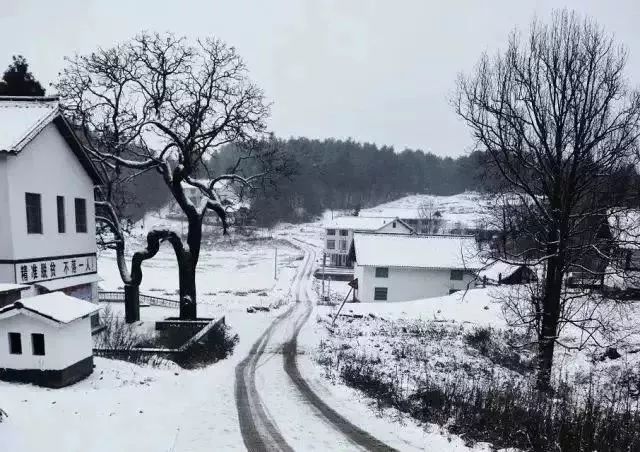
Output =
[{"x1": 234, "y1": 240, "x2": 397, "y2": 452}]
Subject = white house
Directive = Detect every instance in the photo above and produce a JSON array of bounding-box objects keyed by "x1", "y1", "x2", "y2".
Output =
[
  {"x1": 0, "y1": 97, "x2": 103, "y2": 322},
  {"x1": 352, "y1": 233, "x2": 480, "y2": 302},
  {"x1": 324, "y1": 217, "x2": 413, "y2": 267},
  {"x1": 0, "y1": 292, "x2": 100, "y2": 387}
]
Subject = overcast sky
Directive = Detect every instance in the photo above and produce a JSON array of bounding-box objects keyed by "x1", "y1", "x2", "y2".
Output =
[{"x1": 1, "y1": 1, "x2": 639, "y2": 157}]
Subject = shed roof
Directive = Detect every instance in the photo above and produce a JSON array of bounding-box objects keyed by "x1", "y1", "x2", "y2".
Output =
[
  {"x1": 353, "y1": 233, "x2": 480, "y2": 270},
  {"x1": 0, "y1": 292, "x2": 100, "y2": 324},
  {"x1": 0, "y1": 96, "x2": 103, "y2": 185},
  {"x1": 478, "y1": 261, "x2": 528, "y2": 282},
  {"x1": 325, "y1": 216, "x2": 408, "y2": 232},
  {"x1": 0, "y1": 283, "x2": 29, "y2": 294}
]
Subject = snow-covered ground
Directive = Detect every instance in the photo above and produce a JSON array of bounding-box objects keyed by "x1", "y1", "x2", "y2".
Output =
[{"x1": 1, "y1": 215, "x2": 308, "y2": 451}]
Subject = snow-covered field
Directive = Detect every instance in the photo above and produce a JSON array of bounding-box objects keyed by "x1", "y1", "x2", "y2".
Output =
[{"x1": 361, "y1": 191, "x2": 493, "y2": 230}]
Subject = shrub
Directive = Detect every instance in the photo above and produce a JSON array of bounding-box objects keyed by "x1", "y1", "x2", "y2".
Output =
[
  {"x1": 328, "y1": 352, "x2": 640, "y2": 451},
  {"x1": 463, "y1": 326, "x2": 492, "y2": 354},
  {"x1": 0, "y1": 407, "x2": 7, "y2": 423}
]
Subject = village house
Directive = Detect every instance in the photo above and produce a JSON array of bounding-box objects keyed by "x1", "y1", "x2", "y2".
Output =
[
  {"x1": 0, "y1": 97, "x2": 103, "y2": 325},
  {"x1": 0, "y1": 292, "x2": 100, "y2": 387},
  {"x1": 350, "y1": 233, "x2": 480, "y2": 302},
  {"x1": 323, "y1": 216, "x2": 413, "y2": 268}
]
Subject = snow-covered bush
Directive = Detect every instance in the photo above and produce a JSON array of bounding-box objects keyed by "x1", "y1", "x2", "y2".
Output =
[{"x1": 0, "y1": 407, "x2": 7, "y2": 423}]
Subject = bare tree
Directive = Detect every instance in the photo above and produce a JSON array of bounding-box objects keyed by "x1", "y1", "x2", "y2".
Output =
[
  {"x1": 56, "y1": 32, "x2": 273, "y2": 320},
  {"x1": 455, "y1": 10, "x2": 640, "y2": 389},
  {"x1": 417, "y1": 199, "x2": 443, "y2": 234}
]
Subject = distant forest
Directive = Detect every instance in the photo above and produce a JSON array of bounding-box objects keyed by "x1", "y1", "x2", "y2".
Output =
[{"x1": 205, "y1": 138, "x2": 486, "y2": 227}]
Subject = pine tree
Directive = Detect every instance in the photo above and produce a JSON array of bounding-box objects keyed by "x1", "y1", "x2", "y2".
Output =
[{"x1": 0, "y1": 55, "x2": 45, "y2": 96}]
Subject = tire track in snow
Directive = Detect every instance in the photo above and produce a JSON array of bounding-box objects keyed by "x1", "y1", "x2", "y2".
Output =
[
  {"x1": 235, "y1": 246, "x2": 312, "y2": 452},
  {"x1": 283, "y1": 239, "x2": 398, "y2": 452}
]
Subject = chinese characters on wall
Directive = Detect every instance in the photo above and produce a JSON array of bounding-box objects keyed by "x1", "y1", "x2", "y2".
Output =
[{"x1": 14, "y1": 255, "x2": 97, "y2": 284}]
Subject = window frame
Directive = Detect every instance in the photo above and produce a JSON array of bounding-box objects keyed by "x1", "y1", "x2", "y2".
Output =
[
  {"x1": 8, "y1": 332, "x2": 22, "y2": 355},
  {"x1": 57, "y1": 195, "x2": 66, "y2": 233},
  {"x1": 25, "y1": 192, "x2": 43, "y2": 234},
  {"x1": 374, "y1": 287, "x2": 388, "y2": 301},
  {"x1": 326, "y1": 229, "x2": 336, "y2": 236},
  {"x1": 339, "y1": 229, "x2": 348, "y2": 236},
  {"x1": 31, "y1": 333, "x2": 45, "y2": 356},
  {"x1": 450, "y1": 269, "x2": 464, "y2": 281},
  {"x1": 75, "y1": 198, "x2": 88, "y2": 233},
  {"x1": 327, "y1": 240, "x2": 336, "y2": 250},
  {"x1": 375, "y1": 267, "x2": 389, "y2": 278}
]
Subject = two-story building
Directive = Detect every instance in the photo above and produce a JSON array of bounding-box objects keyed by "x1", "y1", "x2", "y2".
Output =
[
  {"x1": 0, "y1": 97, "x2": 103, "y2": 316},
  {"x1": 350, "y1": 233, "x2": 480, "y2": 302},
  {"x1": 324, "y1": 217, "x2": 413, "y2": 268}
]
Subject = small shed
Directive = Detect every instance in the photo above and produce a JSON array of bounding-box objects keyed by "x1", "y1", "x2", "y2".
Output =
[
  {"x1": 0, "y1": 292, "x2": 100, "y2": 388},
  {"x1": 479, "y1": 261, "x2": 538, "y2": 285}
]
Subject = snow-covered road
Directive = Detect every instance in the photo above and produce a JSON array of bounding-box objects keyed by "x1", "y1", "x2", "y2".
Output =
[{"x1": 235, "y1": 239, "x2": 396, "y2": 451}]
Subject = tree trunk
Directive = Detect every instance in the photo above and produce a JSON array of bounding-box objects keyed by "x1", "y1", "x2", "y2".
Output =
[
  {"x1": 536, "y1": 253, "x2": 563, "y2": 391},
  {"x1": 178, "y1": 253, "x2": 197, "y2": 320},
  {"x1": 124, "y1": 284, "x2": 140, "y2": 323}
]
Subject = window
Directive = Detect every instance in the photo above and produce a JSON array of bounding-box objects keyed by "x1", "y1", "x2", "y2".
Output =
[
  {"x1": 57, "y1": 196, "x2": 66, "y2": 233},
  {"x1": 327, "y1": 229, "x2": 336, "y2": 236},
  {"x1": 8, "y1": 332, "x2": 22, "y2": 354},
  {"x1": 75, "y1": 198, "x2": 87, "y2": 233},
  {"x1": 25, "y1": 193, "x2": 42, "y2": 234},
  {"x1": 31, "y1": 333, "x2": 45, "y2": 356},
  {"x1": 327, "y1": 240, "x2": 336, "y2": 250},
  {"x1": 392, "y1": 221, "x2": 397, "y2": 228},
  {"x1": 374, "y1": 287, "x2": 388, "y2": 301},
  {"x1": 340, "y1": 229, "x2": 348, "y2": 236},
  {"x1": 450, "y1": 269, "x2": 464, "y2": 281},
  {"x1": 375, "y1": 267, "x2": 389, "y2": 278},
  {"x1": 339, "y1": 240, "x2": 347, "y2": 251}
]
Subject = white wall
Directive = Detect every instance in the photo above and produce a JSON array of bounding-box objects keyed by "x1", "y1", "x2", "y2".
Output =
[
  {"x1": 377, "y1": 221, "x2": 412, "y2": 234},
  {"x1": 356, "y1": 265, "x2": 475, "y2": 302},
  {"x1": 3, "y1": 123, "x2": 97, "y2": 260},
  {"x1": 0, "y1": 314, "x2": 93, "y2": 370},
  {"x1": 324, "y1": 220, "x2": 412, "y2": 265},
  {"x1": 0, "y1": 154, "x2": 13, "y2": 259}
]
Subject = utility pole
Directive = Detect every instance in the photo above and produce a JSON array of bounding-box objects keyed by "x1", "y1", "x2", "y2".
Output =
[
  {"x1": 322, "y1": 253, "x2": 326, "y2": 299},
  {"x1": 274, "y1": 246, "x2": 278, "y2": 280}
]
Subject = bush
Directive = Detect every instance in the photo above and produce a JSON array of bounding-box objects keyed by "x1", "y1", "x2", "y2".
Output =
[
  {"x1": 464, "y1": 326, "x2": 534, "y2": 375},
  {"x1": 175, "y1": 323, "x2": 239, "y2": 369},
  {"x1": 464, "y1": 326, "x2": 492, "y2": 353},
  {"x1": 0, "y1": 407, "x2": 7, "y2": 423}
]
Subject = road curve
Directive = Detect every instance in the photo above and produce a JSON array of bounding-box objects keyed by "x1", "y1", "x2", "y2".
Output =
[{"x1": 235, "y1": 239, "x2": 397, "y2": 452}]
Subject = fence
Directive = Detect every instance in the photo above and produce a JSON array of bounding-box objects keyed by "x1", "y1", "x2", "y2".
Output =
[{"x1": 98, "y1": 291, "x2": 180, "y2": 308}]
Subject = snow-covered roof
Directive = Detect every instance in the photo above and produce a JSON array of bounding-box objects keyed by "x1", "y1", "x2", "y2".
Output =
[
  {"x1": 0, "y1": 292, "x2": 100, "y2": 324},
  {"x1": 478, "y1": 261, "x2": 528, "y2": 282},
  {"x1": 0, "y1": 96, "x2": 104, "y2": 184},
  {"x1": 325, "y1": 216, "x2": 402, "y2": 231},
  {"x1": 353, "y1": 233, "x2": 481, "y2": 270},
  {"x1": 0, "y1": 283, "x2": 29, "y2": 294},
  {"x1": 0, "y1": 97, "x2": 59, "y2": 153}
]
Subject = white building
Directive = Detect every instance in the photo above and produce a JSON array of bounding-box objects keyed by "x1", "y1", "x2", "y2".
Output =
[
  {"x1": 324, "y1": 217, "x2": 413, "y2": 267},
  {"x1": 352, "y1": 233, "x2": 480, "y2": 302},
  {"x1": 0, "y1": 97, "x2": 103, "y2": 317},
  {"x1": 0, "y1": 292, "x2": 100, "y2": 387}
]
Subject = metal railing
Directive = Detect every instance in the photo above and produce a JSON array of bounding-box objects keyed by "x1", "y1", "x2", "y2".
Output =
[{"x1": 98, "y1": 291, "x2": 180, "y2": 308}]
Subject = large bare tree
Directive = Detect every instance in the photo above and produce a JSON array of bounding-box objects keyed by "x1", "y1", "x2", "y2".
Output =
[
  {"x1": 455, "y1": 10, "x2": 640, "y2": 389},
  {"x1": 56, "y1": 32, "x2": 272, "y2": 320}
]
